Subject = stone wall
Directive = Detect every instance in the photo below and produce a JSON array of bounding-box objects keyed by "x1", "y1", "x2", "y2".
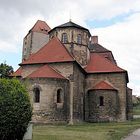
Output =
[
  {"x1": 26, "y1": 78, "x2": 69, "y2": 123},
  {"x1": 49, "y1": 28, "x2": 89, "y2": 46},
  {"x1": 49, "y1": 62, "x2": 73, "y2": 79},
  {"x1": 50, "y1": 62, "x2": 85, "y2": 122},
  {"x1": 31, "y1": 32, "x2": 49, "y2": 54},
  {"x1": 22, "y1": 32, "x2": 32, "y2": 60},
  {"x1": 85, "y1": 89, "x2": 119, "y2": 122},
  {"x1": 49, "y1": 27, "x2": 90, "y2": 66},
  {"x1": 85, "y1": 72, "x2": 127, "y2": 121},
  {"x1": 22, "y1": 32, "x2": 49, "y2": 60},
  {"x1": 73, "y1": 63, "x2": 85, "y2": 122},
  {"x1": 22, "y1": 64, "x2": 43, "y2": 78},
  {"x1": 126, "y1": 88, "x2": 133, "y2": 120}
]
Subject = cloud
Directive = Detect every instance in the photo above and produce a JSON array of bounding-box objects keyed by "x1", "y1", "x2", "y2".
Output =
[
  {"x1": 92, "y1": 12, "x2": 140, "y2": 95},
  {"x1": 0, "y1": 0, "x2": 140, "y2": 95}
]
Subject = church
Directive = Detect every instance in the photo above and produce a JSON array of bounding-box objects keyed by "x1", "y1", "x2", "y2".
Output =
[{"x1": 12, "y1": 20, "x2": 132, "y2": 124}]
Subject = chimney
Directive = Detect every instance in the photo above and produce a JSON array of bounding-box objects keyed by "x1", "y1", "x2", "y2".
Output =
[{"x1": 91, "y1": 36, "x2": 98, "y2": 44}]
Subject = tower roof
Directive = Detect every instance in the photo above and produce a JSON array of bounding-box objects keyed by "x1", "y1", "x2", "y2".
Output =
[
  {"x1": 27, "y1": 64, "x2": 66, "y2": 79},
  {"x1": 21, "y1": 37, "x2": 75, "y2": 65},
  {"x1": 29, "y1": 20, "x2": 51, "y2": 35},
  {"x1": 49, "y1": 21, "x2": 91, "y2": 36}
]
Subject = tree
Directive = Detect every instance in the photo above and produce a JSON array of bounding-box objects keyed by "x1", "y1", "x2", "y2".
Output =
[
  {"x1": 0, "y1": 78, "x2": 32, "y2": 140},
  {"x1": 0, "y1": 62, "x2": 14, "y2": 78}
]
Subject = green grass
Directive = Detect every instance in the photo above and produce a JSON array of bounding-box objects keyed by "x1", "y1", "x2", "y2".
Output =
[
  {"x1": 33, "y1": 119, "x2": 140, "y2": 140},
  {"x1": 133, "y1": 104, "x2": 140, "y2": 115}
]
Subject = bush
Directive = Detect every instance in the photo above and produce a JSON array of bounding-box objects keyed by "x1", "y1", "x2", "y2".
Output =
[
  {"x1": 0, "y1": 78, "x2": 32, "y2": 140},
  {"x1": 0, "y1": 63, "x2": 13, "y2": 78}
]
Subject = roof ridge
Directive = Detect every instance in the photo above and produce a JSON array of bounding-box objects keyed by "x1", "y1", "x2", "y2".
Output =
[
  {"x1": 21, "y1": 37, "x2": 75, "y2": 65},
  {"x1": 93, "y1": 80, "x2": 117, "y2": 90},
  {"x1": 27, "y1": 64, "x2": 66, "y2": 79},
  {"x1": 89, "y1": 43, "x2": 111, "y2": 53},
  {"x1": 47, "y1": 64, "x2": 67, "y2": 79},
  {"x1": 85, "y1": 52, "x2": 126, "y2": 73},
  {"x1": 94, "y1": 53, "x2": 126, "y2": 71}
]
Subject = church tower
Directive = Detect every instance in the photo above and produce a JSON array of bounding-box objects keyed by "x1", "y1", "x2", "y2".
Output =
[
  {"x1": 49, "y1": 21, "x2": 91, "y2": 66},
  {"x1": 22, "y1": 20, "x2": 51, "y2": 61}
]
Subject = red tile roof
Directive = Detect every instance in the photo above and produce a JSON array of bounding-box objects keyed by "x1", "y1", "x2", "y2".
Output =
[
  {"x1": 21, "y1": 37, "x2": 74, "y2": 65},
  {"x1": 85, "y1": 53, "x2": 125, "y2": 73},
  {"x1": 11, "y1": 67, "x2": 22, "y2": 77},
  {"x1": 97, "y1": 52, "x2": 116, "y2": 65},
  {"x1": 30, "y1": 20, "x2": 51, "y2": 34},
  {"x1": 27, "y1": 64, "x2": 66, "y2": 79},
  {"x1": 93, "y1": 81, "x2": 117, "y2": 90}
]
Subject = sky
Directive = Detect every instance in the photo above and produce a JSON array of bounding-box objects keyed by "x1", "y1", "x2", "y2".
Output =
[{"x1": 0, "y1": 0, "x2": 140, "y2": 96}]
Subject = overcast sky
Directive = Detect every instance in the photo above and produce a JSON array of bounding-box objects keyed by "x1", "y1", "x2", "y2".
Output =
[{"x1": 0, "y1": 0, "x2": 140, "y2": 95}]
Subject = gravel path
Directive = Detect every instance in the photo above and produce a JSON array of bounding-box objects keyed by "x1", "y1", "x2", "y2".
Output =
[{"x1": 123, "y1": 129, "x2": 140, "y2": 140}]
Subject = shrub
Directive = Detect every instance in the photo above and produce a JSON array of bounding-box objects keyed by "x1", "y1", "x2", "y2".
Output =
[{"x1": 0, "y1": 78, "x2": 32, "y2": 140}]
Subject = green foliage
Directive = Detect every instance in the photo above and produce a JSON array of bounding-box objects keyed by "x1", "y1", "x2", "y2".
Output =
[
  {"x1": 0, "y1": 62, "x2": 13, "y2": 78},
  {"x1": 0, "y1": 78, "x2": 32, "y2": 140}
]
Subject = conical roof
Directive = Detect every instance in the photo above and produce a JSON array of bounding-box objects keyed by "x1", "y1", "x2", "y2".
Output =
[{"x1": 49, "y1": 21, "x2": 91, "y2": 36}]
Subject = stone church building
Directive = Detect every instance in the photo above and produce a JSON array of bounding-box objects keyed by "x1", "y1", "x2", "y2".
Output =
[{"x1": 12, "y1": 20, "x2": 132, "y2": 123}]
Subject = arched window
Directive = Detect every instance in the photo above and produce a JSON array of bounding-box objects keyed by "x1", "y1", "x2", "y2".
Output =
[
  {"x1": 34, "y1": 88, "x2": 40, "y2": 103},
  {"x1": 61, "y1": 33, "x2": 68, "y2": 43},
  {"x1": 57, "y1": 89, "x2": 62, "y2": 103},
  {"x1": 77, "y1": 34, "x2": 82, "y2": 44},
  {"x1": 99, "y1": 96, "x2": 104, "y2": 106}
]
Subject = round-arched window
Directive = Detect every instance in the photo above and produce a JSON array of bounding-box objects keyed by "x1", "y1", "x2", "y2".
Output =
[
  {"x1": 57, "y1": 89, "x2": 63, "y2": 103},
  {"x1": 34, "y1": 88, "x2": 40, "y2": 103},
  {"x1": 99, "y1": 96, "x2": 104, "y2": 106}
]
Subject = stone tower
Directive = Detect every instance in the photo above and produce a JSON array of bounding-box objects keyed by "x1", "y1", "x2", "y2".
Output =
[
  {"x1": 49, "y1": 21, "x2": 91, "y2": 66},
  {"x1": 22, "y1": 20, "x2": 51, "y2": 61}
]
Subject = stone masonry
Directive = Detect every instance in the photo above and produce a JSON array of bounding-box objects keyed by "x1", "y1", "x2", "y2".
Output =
[{"x1": 12, "y1": 20, "x2": 132, "y2": 124}]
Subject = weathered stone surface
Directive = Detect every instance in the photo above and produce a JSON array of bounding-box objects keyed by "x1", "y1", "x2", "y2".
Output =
[
  {"x1": 26, "y1": 78, "x2": 69, "y2": 123},
  {"x1": 49, "y1": 27, "x2": 89, "y2": 66},
  {"x1": 85, "y1": 73, "x2": 127, "y2": 121},
  {"x1": 16, "y1": 20, "x2": 132, "y2": 124}
]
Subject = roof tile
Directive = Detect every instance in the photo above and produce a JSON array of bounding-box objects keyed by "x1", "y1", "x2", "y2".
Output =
[
  {"x1": 93, "y1": 81, "x2": 117, "y2": 90},
  {"x1": 11, "y1": 67, "x2": 22, "y2": 77},
  {"x1": 85, "y1": 53, "x2": 125, "y2": 73},
  {"x1": 27, "y1": 64, "x2": 66, "y2": 79},
  {"x1": 30, "y1": 20, "x2": 51, "y2": 34},
  {"x1": 21, "y1": 37, "x2": 74, "y2": 65}
]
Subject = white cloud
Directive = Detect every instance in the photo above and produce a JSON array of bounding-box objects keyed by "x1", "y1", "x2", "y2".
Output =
[
  {"x1": 92, "y1": 12, "x2": 140, "y2": 95},
  {"x1": 0, "y1": 0, "x2": 140, "y2": 95}
]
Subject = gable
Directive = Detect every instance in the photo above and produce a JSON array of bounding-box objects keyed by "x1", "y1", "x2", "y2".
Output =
[
  {"x1": 93, "y1": 81, "x2": 117, "y2": 90},
  {"x1": 30, "y1": 20, "x2": 51, "y2": 34},
  {"x1": 27, "y1": 64, "x2": 66, "y2": 79},
  {"x1": 21, "y1": 37, "x2": 75, "y2": 65}
]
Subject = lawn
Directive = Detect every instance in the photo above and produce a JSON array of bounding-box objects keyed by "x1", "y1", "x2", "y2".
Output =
[
  {"x1": 33, "y1": 119, "x2": 140, "y2": 140},
  {"x1": 133, "y1": 104, "x2": 140, "y2": 115}
]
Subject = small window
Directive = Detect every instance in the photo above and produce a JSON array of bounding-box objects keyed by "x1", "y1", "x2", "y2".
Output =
[
  {"x1": 57, "y1": 89, "x2": 62, "y2": 103},
  {"x1": 34, "y1": 88, "x2": 40, "y2": 103},
  {"x1": 99, "y1": 96, "x2": 104, "y2": 106},
  {"x1": 77, "y1": 34, "x2": 82, "y2": 44},
  {"x1": 24, "y1": 48, "x2": 27, "y2": 55},
  {"x1": 61, "y1": 33, "x2": 68, "y2": 43}
]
